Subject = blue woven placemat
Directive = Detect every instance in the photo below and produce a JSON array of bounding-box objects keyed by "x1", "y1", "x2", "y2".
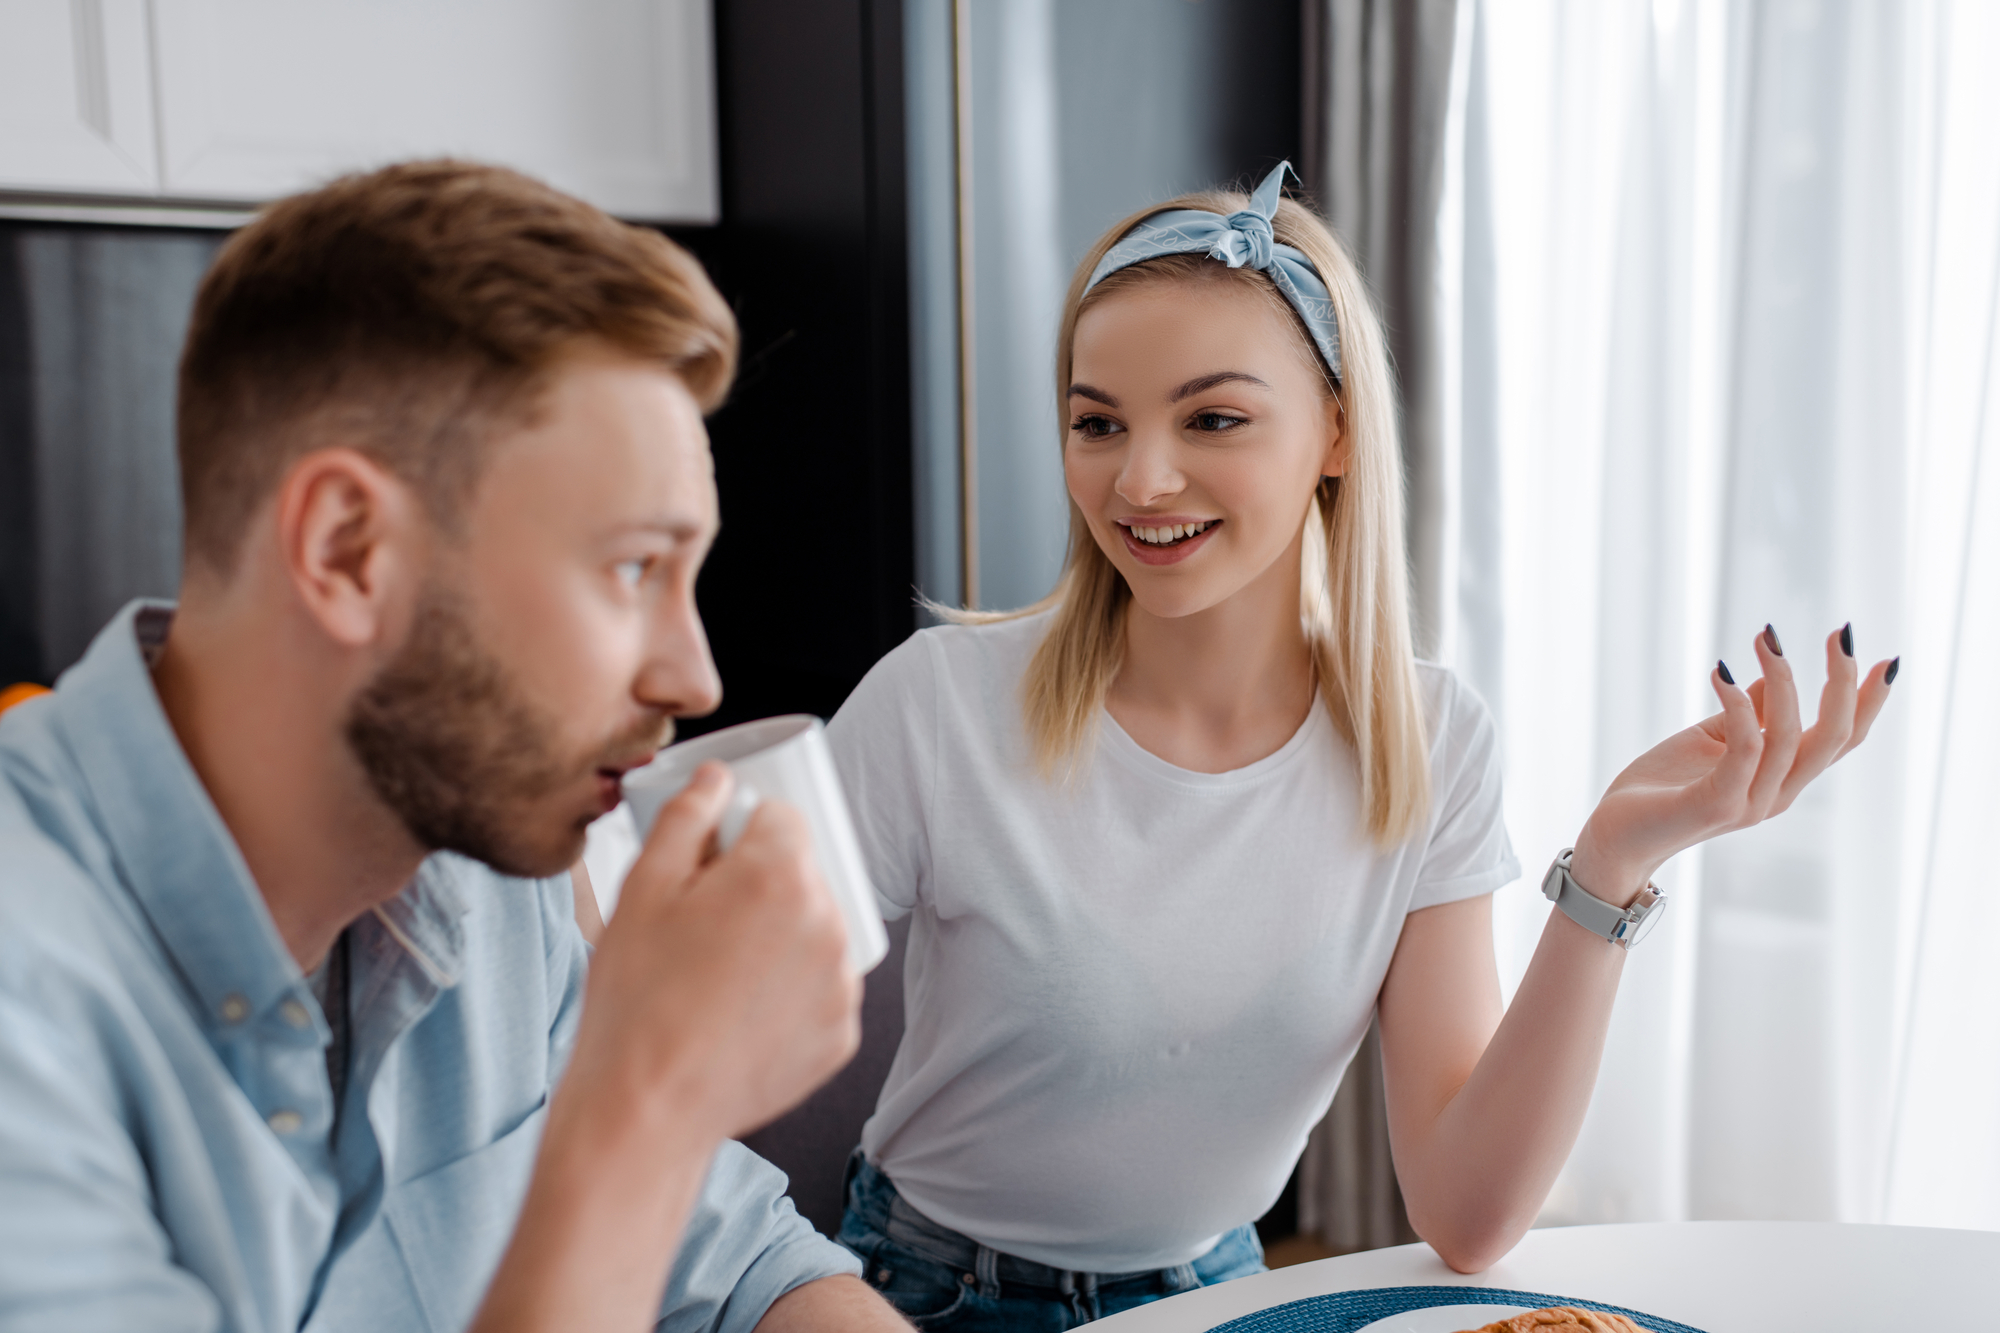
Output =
[{"x1": 1205, "y1": 1287, "x2": 1706, "y2": 1333}]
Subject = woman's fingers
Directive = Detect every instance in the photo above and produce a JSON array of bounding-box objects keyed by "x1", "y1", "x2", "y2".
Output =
[
  {"x1": 1742, "y1": 626, "x2": 1802, "y2": 821},
  {"x1": 1707, "y1": 660, "x2": 1764, "y2": 818},
  {"x1": 1839, "y1": 656, "x2": 1899, "y2": 759},
  {"x1": 1771, "y1": 625, "x2": 1859, "y2": 814}
]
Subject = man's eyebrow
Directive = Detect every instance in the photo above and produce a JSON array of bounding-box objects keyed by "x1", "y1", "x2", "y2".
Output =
[
  {"x1": 1067, "y1": 383, "x2": 1121, "y2": 408},
  {"x1": 613, "y1": 517, "x2": 713, "y2": 542},
  {"x1": 1169, "y1": 371, "x2": 1272, "y2": 402}
]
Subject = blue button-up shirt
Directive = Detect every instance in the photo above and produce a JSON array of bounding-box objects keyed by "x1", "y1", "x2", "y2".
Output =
[{"x1": 0, "y1": 603, "x2": 859, "y2": 1332}]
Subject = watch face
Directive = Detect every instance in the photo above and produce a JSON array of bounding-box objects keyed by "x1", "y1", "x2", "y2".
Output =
[{"x1": 1628, "y1": 894, "x2": 1667, "y2": 947}]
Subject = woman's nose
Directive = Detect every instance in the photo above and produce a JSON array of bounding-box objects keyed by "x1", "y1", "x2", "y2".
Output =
[{"x1": 1115, "y1": 436, "x2": 1184, "y2": 506}]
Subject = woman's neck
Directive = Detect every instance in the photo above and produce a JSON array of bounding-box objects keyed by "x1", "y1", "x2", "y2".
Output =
[{"x1": 1105, "y1": 533, "x2": 1315, "y2": 774}]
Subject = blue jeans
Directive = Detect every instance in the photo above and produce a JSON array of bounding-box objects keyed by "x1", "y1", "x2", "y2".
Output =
[{"x1": 836, "y1": 1153, "x2": 1267, "y2": 1331}]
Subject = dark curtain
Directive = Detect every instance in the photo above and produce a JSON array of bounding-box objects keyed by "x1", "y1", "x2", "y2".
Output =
[
  {"x1": 0, "y1": 226, "x2": 221, "y2": 687},
  {"x1": 1295, "y1": 0, "x2": 1469, "y2": 1256}
]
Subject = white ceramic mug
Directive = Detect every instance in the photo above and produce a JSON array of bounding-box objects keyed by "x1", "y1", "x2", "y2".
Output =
[{"x1": 619, "y1": 715, "x2": 889, "y2": 974}]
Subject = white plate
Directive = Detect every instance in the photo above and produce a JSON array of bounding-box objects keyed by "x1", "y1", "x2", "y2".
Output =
[{"x1": 1354, "y1": 1306, "x2": 1535, "y2": 1333}]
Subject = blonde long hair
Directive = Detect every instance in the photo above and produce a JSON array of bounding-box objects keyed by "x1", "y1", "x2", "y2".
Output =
[{"x1": 952, "y1": 186, "x2": 1430, "y2": 846}]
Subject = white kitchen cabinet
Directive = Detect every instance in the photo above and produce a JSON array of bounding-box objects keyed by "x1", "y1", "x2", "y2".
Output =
[
  {"x1": 0, "y1": 0, "x2": 160, "y2": 195},
  {"x1": 0, "y1": 0, "x2": 717, "y2": 223}
]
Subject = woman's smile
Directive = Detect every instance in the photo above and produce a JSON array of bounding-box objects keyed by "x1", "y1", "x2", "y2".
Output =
[{"x1": 1117, "y1": 517, "x2": 1223, "y2": 565}]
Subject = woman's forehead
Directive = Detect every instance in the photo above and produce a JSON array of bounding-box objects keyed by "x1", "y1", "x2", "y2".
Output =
[{"x1": 1071, "y1": 277, "x2": 1322, "y2": 394}]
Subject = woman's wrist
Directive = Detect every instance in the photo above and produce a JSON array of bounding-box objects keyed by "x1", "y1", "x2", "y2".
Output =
[{"x1": 1566, "y1": 825, "x2": 1654, "y2": 910}]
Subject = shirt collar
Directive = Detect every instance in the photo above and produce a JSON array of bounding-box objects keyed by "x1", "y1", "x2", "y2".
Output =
[{"x1": 51, "y1": 600, "x2": 471, "y2": 1032}]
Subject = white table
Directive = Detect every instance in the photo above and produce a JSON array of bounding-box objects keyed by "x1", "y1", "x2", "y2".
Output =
[{"x1": 1092, "y1": 1222, "x2": 1998, "y2": 1332}]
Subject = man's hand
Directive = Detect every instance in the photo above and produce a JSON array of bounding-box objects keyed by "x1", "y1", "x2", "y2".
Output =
[
  {"x1": 473, "y1": 762, "x2": 860, "y2": 1333},
  {"x1": 566, "y1": 761, "x2": 861, "y2": 1143}
]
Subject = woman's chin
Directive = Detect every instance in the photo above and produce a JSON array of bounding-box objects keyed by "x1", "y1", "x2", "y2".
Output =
[{"x1": 1120, "y1": 576, "x2": 1236, "y2": 623}]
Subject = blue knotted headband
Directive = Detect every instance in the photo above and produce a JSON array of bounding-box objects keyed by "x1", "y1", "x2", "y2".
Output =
[{"x1": 1083, "y1": 160, "x2": 1341, "y2": 385}]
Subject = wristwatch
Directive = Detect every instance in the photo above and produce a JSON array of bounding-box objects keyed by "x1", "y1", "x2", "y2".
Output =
[{"x1": 1541, "y1": 848, "x2": 1667, "y2": 950}]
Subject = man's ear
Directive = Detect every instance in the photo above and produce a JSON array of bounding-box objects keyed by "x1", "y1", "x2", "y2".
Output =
[
  {"x1": 274, "y1": 448, "x2": 421, "y2": 649},
  {"x1": 1320, "y1": 396, "x2": 1348, "y2": 479}
]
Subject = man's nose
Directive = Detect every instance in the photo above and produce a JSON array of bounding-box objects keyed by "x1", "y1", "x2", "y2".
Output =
[{"x1": 637, "y1": 596, "x2": 723, "y2": 720}]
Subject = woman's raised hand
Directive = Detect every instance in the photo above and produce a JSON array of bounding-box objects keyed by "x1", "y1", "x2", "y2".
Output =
[{"x1": 1568, "y1": 626, "x2": 1897, "y2": 905}]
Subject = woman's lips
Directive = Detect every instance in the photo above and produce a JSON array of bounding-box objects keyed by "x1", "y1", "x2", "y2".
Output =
[{"x1": 1119, "y1": 520, "x2": 1220, "y2": 566}]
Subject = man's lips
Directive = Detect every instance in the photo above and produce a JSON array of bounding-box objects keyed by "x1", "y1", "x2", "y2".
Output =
[
  {"x1": 594, "y1": 754, "x2": 660, "y2": 814},
  {"x1": 1118, "y1": 518, "x2": 1221, "y2": 567}
]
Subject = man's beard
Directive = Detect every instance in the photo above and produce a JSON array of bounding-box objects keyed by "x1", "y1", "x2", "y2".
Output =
[{"x1": 344, "y1": 584, "x2": 668, "y2": 879}]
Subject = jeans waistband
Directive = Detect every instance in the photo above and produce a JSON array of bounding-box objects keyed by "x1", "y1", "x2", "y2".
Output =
[{"x1": 843, "y1": 1152, "x2": 1207, "y2": 1299}]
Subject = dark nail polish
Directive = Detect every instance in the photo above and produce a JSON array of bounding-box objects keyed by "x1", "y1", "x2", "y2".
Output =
[
  {"x1": 1840, "y1": 622, "x2": 1854, "y2": 657},
  {"x1": 1718, "y1": 659, "x2": 1735, "y2": 686},
  {"x1": 1886, "y1": 656, "x2": 1900, "y2": 686},
  {"x1": 1762, "y1": 623, "x2": 1783, "y2": 656}
]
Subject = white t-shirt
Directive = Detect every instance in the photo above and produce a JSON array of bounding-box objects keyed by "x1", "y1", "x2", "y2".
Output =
[{"x1": 825, "y1": 613, "x2": 1519, "y2": 1273}]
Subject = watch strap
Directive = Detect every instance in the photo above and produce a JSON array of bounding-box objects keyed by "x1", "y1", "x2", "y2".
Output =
[{"x1": 1541, "y1": 848, "x2": 1663, "y2": 949}]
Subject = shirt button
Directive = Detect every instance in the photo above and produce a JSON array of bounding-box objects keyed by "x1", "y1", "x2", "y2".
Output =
[
  {"x1": 219, "y1": 994, "x2": 249, "y2": 1024},
  {"x1": 267, "y1": 1109, "x2": 303, "y2": 1135},
  {"x1": 280, "y1": 999, "x2": 311, "y2": 1029}
]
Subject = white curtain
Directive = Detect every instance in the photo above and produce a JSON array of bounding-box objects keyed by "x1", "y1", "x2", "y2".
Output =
[{"x1": 1413, "y1": 0, "x2": 2000, "y2": 1230}]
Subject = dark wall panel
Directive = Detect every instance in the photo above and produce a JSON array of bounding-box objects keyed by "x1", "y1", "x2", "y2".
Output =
[
  {"x1": 0, "y1": 226, "x2": 220, "y2": 686},
  {"x1": 0, "y1": 0, "x2": 917, "y2": 720},
  {"x1": 669, "y1": 0, "x2": 915, "y2": 735}
]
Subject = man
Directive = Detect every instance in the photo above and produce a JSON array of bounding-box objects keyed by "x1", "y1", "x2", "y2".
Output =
[{"x1": 0, "y1": 161, "x2": 908, "y2": 1332}]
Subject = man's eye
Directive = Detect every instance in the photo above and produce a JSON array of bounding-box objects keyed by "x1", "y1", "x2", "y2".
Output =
[
  {"x1": 1191, "y1": 412, "x2": 1248, "y2": 433},
  {"x1": 1070, "y1": 415, "x2": 1121, "y2": 439},
  {"x1": 615, "y1": 559, "x2": 650, "y2": 589}
]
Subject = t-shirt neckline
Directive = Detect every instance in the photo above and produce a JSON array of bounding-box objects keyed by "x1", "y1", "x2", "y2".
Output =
[{"x1": 1096, "y1": 691, "x2": 1328, "y2": 789}]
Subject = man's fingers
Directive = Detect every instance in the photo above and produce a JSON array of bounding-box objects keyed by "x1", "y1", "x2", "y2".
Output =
[
  {"x1": 1743, "y1": 627, "x2": 1802, "y2": 819},
  {"x1": 626, "y1": 763, "x2": 735, "y2": 907},
  {"x1": 730, "y1": 798, "x2": 815, "y2": 866},
  {"x1": 716, "y1": 800, "x2": 850, "y2": 947}
]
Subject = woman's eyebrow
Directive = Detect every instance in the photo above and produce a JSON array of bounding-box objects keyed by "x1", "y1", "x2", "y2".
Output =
[
  {"x1": 1068, "y1": 382, "x2": 1120, "y2": 408},
  {"x1": 1169, "y1": 371, "x2": 1272, "y2": 402}
]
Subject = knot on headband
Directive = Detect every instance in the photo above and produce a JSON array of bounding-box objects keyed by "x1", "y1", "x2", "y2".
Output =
[
  {"x1": 1214, "y1": 209, "x2": 1276, "y2": 269},
  {"x1": 1084, "y1": 161, "x2": 1341, "y2": 384}
]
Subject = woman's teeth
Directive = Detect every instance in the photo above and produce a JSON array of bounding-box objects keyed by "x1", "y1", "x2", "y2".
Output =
[{"x1": 1129, "y1": 520, "x2": 1214, "y2": 545}]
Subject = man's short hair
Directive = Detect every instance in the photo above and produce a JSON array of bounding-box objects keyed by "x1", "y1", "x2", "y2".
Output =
[{"x1": 176, "y1": 159, "x2": 738, "y2": 573}]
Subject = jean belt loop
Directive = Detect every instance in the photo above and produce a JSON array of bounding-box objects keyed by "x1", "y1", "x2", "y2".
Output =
[
  {"x1": 1058, "y1": 1269, "x2": 1085, "y2": 1323},
  {"x1": 1080, "y1": 1270, "x2": 1102, "y2": 1322},
  {"x1": 975, "y1": 1244, "x2": 1001, "y2": 1301},
  {"x1": 841, "y1": 1147, "x2": 865, "y2": 1203},
  {"x1": 1168, "y1": 1261, "x2": 1199, "y2": 1293}
]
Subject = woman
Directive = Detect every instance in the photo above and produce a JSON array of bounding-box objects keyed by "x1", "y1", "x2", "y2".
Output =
[{"x1": 825, "y1": 164, "x2": 1893, "y2": 1331}]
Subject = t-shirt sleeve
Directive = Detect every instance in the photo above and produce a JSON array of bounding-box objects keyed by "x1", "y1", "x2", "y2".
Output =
[
  {"x1": 653, "y1": 1140, "x2": 863, "y2": 1333},
  {"x1": 824, "y1": 632, "x2": 938, "y2": 922},
  {"x1": 1408, "y1": 672, "x2": 1521, "y2": 911}
]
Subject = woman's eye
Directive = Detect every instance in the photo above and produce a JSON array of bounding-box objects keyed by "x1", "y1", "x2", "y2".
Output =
[
  {"x1": 1070, "y1": 414, "x2": 1122, "y2": 439},
  {"x1": 614, "y1": 559, "x2": 649, "y2": 589},
  {"x1": 1191, "y1": 412, "x2": 1248, "y2": 433}
]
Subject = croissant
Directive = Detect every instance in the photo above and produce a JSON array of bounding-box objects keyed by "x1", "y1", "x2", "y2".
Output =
[{"x1": 1456, "y1": 1308, "x2": 1644, "y2": 1333}]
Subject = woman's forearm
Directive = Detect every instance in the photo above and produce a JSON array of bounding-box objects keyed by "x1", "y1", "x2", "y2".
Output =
[
  {"x1": 1395, "y1": 902, "x2": 1625, "y2": 1271},
  {"x1": 1390, "y1": 838, "x2": 1649, "y2": 1271}
]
